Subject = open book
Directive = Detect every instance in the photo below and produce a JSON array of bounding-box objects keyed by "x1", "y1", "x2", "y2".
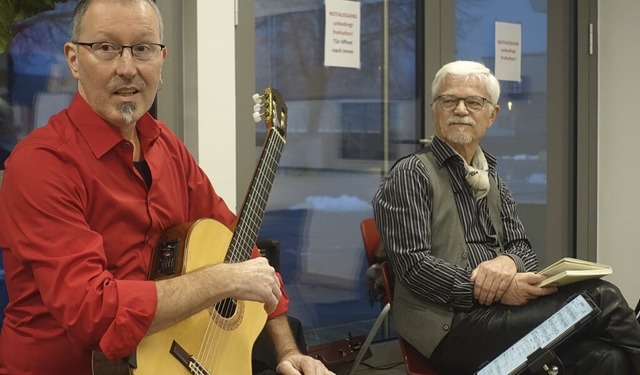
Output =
[{"x1": 537, "y1": 257, "x2": 612, "y2": 287}]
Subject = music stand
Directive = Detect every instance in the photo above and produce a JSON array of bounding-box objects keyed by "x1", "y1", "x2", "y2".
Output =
[{"x1": 475, "y1": 292, "x2": 600, "y2": 375}]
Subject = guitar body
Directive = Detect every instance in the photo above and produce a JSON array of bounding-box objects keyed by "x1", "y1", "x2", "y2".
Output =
[
  {"x1": 92, "y1": 219, "x2": 267, "y2": 375},
  {"x1": 138, "y1": 219, "x2": 267, "y2": 374}
]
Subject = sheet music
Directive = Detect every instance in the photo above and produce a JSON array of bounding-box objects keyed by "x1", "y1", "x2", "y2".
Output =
[{"x1": 477, "y1": 294, "x2": 595, "y2": 375}]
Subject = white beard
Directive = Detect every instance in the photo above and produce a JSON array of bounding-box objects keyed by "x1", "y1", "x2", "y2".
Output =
[
  {"x1": 446, "y1": 132, "x2": 472, "y2": 145},
  {"x1": 445, "y1": 116, "x2": 475, "y2": 145}
]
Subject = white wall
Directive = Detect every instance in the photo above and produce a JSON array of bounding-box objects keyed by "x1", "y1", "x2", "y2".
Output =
[
  {"x1": 156, "y1": 0, "x2": 256, "y2": 213},
  {"x1": 195, "y1": 1, "x2": 238, "y2": 208},
  {"x1": 598, "y1": 0, "x2": 640, "y2": 306}
]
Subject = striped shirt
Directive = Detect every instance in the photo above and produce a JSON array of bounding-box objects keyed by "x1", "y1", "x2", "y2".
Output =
[{"x1": 372, "y1": 136, "x2": 538, "y2": 310}]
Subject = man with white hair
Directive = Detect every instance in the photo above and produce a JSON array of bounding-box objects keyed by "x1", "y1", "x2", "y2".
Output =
[{"x1": 373, "y1": 60, "x2": 640, "y2": 374}]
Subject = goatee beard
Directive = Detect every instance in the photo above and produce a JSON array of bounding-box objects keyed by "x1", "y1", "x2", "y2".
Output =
[
  {"x1": 447, "y1": 132, "x2": 472, "y2": 145},
  {"x1": 446, "y1": 116, "x2": 474, "y2": 144},
  {"x1": 118, "y1": 102, "x2": 137, "y2": 124}
]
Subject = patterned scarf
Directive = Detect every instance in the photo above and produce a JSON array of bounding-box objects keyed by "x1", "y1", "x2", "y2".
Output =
[{"x1": 464, "y1": 146, "x2": 490, "y2": 200}]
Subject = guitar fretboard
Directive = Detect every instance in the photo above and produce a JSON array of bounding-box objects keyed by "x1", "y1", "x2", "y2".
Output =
[{"x1": 225, "y1": 128, "x2": 286, "y2": 263}]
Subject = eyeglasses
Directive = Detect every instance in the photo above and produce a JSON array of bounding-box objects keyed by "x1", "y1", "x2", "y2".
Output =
[
  {"x1": 74, "y1": 41, "x2": 165, "y2": 62},
  {"x1": 435, "y1": 94, "x2": 492, "y2": 112}
]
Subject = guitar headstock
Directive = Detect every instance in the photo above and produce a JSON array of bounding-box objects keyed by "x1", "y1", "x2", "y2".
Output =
[{"x1": 252, "y1": 87, "x2": 287, "y2": 138}]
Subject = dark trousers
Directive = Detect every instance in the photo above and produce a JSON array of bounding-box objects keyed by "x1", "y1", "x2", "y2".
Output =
[{"x1": 429, "y1": 280, "x2": 640, "y2": 374}]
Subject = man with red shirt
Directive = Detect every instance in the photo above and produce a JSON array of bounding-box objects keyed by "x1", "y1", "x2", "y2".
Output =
[{"x1": 0, "y1": 1, "x2": 333, "y2": 374}]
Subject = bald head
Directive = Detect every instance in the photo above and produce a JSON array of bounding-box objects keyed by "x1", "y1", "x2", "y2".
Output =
[{"x1": 70, "y1": 0, "x2": 164, "y2": 43}]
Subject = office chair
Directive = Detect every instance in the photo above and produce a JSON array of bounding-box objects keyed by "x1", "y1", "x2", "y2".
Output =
[
  {"x1": 348, "y1": 218, "x2": 392, "y2": 375},
  {"x1": 380, "y1": 261, "x2": 440, "y2": 375},
  {"x1": 350, "y1": 217, "x2": 440, "y2": 375}
]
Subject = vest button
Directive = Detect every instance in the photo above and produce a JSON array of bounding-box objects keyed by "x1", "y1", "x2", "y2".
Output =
[
  {"x1": 448, "y1": 306, "x2": 454, "y2": 312},
  {"x1": 443, "y1": 324, "x2": 449, "y2": 331},
  {"x1": 462, "y1": 252, "x2": 468, "y2": 259}
]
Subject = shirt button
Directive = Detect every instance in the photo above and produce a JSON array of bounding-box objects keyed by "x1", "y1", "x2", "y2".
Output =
[
  {"x1": 124, "y1": 142, "x2": 131, "y2": 148},
  {"x1": 443, "y1": 324, "x2": 450, "y2": 331},
  {"x1": 144, "y1": 236, "x2": 150, "y2": 243}
]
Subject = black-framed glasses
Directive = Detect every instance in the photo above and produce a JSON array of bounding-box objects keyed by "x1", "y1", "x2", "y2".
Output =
[
  {"x1": 74, "y1": 41, "x2": 165, "y2": 62},
  {"x1": 435, "y1": 94, "x2": 492, "y2": 112}
]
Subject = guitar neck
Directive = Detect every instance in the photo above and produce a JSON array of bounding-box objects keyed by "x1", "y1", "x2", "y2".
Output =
[{"x1": 226, "y1": 127, "x2": 286, "y2": 263}]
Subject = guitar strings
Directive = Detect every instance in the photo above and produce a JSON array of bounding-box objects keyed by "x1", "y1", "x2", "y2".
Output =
[
  {"x1": 198, "y1": 128, "x2": 285, "y2": 371},
  {"x1": 204, "y1": 136, "x2": 280, "y2": 369},
  {"x1": 199, "y1": 121, "x2": 274, "y2": 369}
]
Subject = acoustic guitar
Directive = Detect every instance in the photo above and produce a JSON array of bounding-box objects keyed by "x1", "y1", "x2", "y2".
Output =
[{"x1": 92, "y1": 88, "x2": 288, "y2": 375}]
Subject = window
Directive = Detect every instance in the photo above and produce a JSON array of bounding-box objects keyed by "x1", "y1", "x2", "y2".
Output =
[
  {"x1": 255, "y1": 0, "x2": 422, "y2": 344},
  {"x1": 455, "y1": 0, "x2": 548, "y2": 204},
  {"x1": 0, "y1": 2, "x2": 77, "y2": 170}
]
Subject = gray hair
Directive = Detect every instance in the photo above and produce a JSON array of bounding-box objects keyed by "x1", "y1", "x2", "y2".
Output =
[
  {"x1": 431, "y1": 60, "x2": 501, "y2": 106},
  {"x1": 71, "y1": 0, "x2": 164, "y2": 42}
]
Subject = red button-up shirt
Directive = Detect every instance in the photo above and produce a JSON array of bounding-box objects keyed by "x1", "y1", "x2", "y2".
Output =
[{"x1": 0, "y1": 94, "x2": 288, "y2": 375}]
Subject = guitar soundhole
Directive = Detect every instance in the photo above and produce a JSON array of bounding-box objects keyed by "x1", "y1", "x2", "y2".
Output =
[{"x1": 214, "y1": 298, "x2": 237, "y2": 319}]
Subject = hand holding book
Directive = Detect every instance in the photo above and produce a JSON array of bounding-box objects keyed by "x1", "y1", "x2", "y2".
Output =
[{"x1": 537, "y1": 257, "x2": 612, "y2": 287}]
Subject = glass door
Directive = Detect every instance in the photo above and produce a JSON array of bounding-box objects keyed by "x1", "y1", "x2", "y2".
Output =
[
  {"x1": 453, "y1": 0, "x2": 552, "y2": 263},
  {"x1": 255, "y1": 0, "x2": 422, "y2": 345}
]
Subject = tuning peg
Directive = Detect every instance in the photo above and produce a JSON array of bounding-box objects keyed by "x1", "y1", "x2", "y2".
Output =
[
  {"x1": 254, "y1": 103, "x2": 262, "y2": 112},
  {"x1": 252, "y1": 93, "x2": 263, "y2": 104},
  {"x1": 253, "y1": 111, "x2": 263, "y2": 123}
]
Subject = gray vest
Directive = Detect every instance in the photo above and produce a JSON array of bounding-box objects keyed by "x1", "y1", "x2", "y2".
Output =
[{"x1": 392, "y1": 147, "x2": 504, "y2": 357}]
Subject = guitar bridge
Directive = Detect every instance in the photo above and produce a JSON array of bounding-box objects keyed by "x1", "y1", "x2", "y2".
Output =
[{"x1": 170, "y1": 340, "x2": 212, "y2": 375}]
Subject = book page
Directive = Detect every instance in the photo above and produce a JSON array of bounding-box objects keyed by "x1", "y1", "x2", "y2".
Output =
[
  {"x1": 539, "y1": 257, "x2": 610, "y2": 276},
  {"x1": 538, "y1": 268, "x2": 613, "y2": 288}
]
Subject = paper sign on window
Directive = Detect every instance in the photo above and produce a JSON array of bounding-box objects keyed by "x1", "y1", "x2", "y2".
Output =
[{"x1": 324, "y1": 0, "x2": 361, "y2": 69}]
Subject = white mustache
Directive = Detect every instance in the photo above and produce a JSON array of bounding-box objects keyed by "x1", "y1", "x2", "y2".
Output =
[{"x1": 447, "y1": 116, "x2": 476, "y2": 126}]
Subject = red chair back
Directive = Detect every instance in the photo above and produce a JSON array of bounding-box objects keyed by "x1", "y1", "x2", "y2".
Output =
[
  {"x1": 360, "y1": 217, "x2": 381, "y2": 267},
  {"x1": 380, "y1": 262, "x2": 441, "y2": 374},
  {"x1": 362, "y1": 218, "x2": 442, "y2": 375}
]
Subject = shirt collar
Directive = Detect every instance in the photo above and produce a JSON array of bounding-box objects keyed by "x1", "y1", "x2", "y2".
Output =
[{"x1": 67, "y1": 93, "x2": 161, "y2": 159}]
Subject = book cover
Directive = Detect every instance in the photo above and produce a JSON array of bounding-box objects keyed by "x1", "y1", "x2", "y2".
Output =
[{"x1": 537, "y1": 257, "x2": 612, "y2": 287}]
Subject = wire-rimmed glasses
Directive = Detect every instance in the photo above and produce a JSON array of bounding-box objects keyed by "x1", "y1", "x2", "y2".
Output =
[{"x1": 73, "y1": 41, "x2": 165, "y2": 62}]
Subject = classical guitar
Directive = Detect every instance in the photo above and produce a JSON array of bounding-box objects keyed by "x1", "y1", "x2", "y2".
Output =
[{"x1": 92, "y1": 88, "x2": 288, "y2": 375}]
